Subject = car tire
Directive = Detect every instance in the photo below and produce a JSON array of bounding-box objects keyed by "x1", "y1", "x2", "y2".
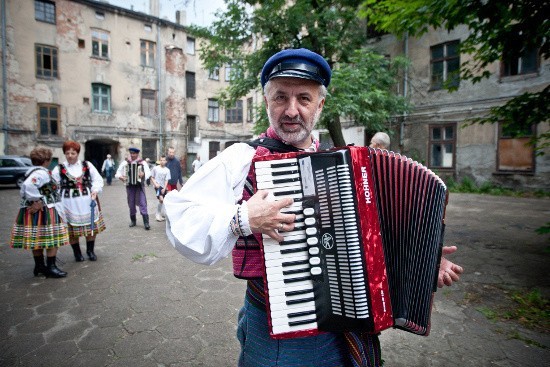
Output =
[{"x1": 16, "y1": 175, "x2": 25, "y2": 188}]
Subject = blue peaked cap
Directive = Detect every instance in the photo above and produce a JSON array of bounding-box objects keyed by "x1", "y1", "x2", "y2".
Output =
[
  {"x1": 128, "y1": 147, "x2": 140, "y2": 153},
  {"x1": 261, "y1": 48, "x2": 332, "y2": 89}
]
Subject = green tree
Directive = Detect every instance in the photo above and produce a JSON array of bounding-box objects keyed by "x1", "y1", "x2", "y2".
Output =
[
  {"x1": 361, "y1": 0, "x2": 549, "y2": 151},
  {"x1": 189, "y1": 0, "x2": 410, "y2": 146}
]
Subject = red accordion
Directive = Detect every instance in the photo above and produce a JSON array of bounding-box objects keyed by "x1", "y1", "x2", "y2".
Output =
[{"x1": 252, "y1": 146, "x2": 447, "y2": 340}]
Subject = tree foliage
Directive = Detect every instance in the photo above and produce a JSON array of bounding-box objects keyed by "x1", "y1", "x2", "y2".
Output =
[
  {"x1": 188, "y1": 0, "x2": 410, "y2": 146},
  {"x1": 361, "y1": 0, "x2": 550, "y2": 147}
]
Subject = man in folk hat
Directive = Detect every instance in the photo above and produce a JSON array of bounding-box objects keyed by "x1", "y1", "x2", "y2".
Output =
[
  {"x1": 115, "y1": 147, "x2": 152, "y2": 230},
  {"x1": 164, "y1": 49, "x2": 463, "y2": 366}
]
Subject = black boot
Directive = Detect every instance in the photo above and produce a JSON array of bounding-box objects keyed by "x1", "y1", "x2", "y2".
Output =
[
  {"x1": 46, "y1": 256, "x2": 67, "y2": 278},
  {"x1": 129, "y1": 215, "x2": 137, "y2": 227},
  {"x1": 33, "y1": 254, "x2": 48, "y2": 277},
  {"x1": 86, "y1": 240, "x2": 97, "y2": 261},
  {"x1": 143, "y1": 214, "x2": 150, "y2": 230},
  {"x1": 71, "y1": 243, "x2": 85, "y2": 262}
]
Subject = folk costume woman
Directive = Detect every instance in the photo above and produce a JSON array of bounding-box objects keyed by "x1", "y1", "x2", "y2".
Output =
[
  {"x1": 10, "y1": 147, "x2": 69, "y2": 278},
  {"x1": 51, "y1": 140, "x2": 106, "y2": 262}
]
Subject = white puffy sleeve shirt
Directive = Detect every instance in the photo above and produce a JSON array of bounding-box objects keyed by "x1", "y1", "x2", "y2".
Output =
[{"x1": 164, "y1": 143, "x2": 256, "y2": 265}]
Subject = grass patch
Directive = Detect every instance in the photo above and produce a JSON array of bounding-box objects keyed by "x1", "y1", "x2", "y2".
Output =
[{"x1": 445, "y1": 176, "x2": 550, "y2": 198}]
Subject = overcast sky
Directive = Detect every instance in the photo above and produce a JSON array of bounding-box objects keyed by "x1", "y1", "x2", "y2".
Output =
[{"x1": 105, "y1": 0, "x2": 226, "y2": 26}]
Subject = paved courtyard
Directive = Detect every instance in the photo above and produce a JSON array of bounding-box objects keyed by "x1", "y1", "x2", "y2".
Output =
[{"x1": 0, "y1": 181, "x2": 548, "y2": 366}]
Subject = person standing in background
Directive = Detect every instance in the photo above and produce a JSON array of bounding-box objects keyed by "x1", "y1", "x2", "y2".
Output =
[
  {"x1": 10, "y1": 147, "x2": 69, "y2": 278},
  {"x1": 192, "y1": 154, "x2": 202, "y2": 174},
  {"x1": 369, "y1": 132, "x2": 391, "y2": 150},
  {"x1": 115, "y1": 147, "x2": 152, "y2": 230},
  {"x1": 52, "y1": 140, "x2": 106, "y2": 262},
  {"x1": 101, "y1": 154, "x2": 115, "y2": 185},
  {"x1": 150, "y1": 155, "x2": 171, "y2": 222},
  {"x1": 165, "y1": 147, "x2": 183, "y2": 191}
]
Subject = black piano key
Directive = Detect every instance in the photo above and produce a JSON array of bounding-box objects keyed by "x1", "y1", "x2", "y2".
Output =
[
  {"x1": 285, "y1": 288, "x2": 312, "y2": 296},
  {"x1": 280, "y1": 238, "x2": 306, "y2": 246},
  {"x1": 282, "y1": 267, "x2": 310, "y2": 275},
  {"x1": 273, "y1": 188, "x2": 303, "y2": 196},
  {"x1": 286, "y1": 296, "x2": 315, "y2": 305},
  {"x1": 288, "y1": 309, "x2": 316, "y2": 318},
  {"x1": 270, "y1": 162, "x2": 298, "y2": 169},
  {"x1": 281, "y1": 259, "x2": 309, "y2": 267},
  {"x1": 284, "y1": 275, "x2": 312, "y2": 283},
  {"x1": 280, "y1": 247, "x2": 307, "y2": 255},
  {"x1": 273, "y1": 177, "x2": 301, "y2": 185},
  {"x1": 288, "y1": 318, "x2": 317, "y2": 326}
]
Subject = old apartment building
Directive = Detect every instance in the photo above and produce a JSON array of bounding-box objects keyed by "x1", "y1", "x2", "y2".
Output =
[
  {"x1": 0, "y1": 0, "x2": 254, "y2": 173},
  {"x1": 365, "y1": 26, "x2": 549, "y2": 190}
]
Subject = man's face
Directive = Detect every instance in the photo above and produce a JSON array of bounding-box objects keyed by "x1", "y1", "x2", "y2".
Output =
[
  {"x1": 129, "y1": 152, "x2": 139, "y2": 161},
  {"x1": 167, "y1": 148, "x2": 175, "y2": 159},
  {"x1": 264, "y1": 78, "x2": 325, "y2": 149}
]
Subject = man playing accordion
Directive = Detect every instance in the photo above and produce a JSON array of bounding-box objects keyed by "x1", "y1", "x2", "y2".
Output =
[{"x1": 115, "y1": 147, "x2": 152, "y2": 230}]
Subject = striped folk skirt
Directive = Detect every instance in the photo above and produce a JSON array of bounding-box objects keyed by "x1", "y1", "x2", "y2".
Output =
[{"x1": 10, "y1": 206, "x2": 70, "y2": 250}]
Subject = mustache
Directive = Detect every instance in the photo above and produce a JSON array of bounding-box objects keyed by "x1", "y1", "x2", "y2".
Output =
[{"x1": 279, "y1": 115, "x2": 305, "y2": 125}]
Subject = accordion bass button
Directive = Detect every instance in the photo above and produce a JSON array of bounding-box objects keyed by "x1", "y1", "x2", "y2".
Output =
[
  {"x1": 303, "y1": 208, "x2": 315, "y2": 216},
  {"x1": 311, "y1": 267, "x2": 322, "y2": 276},
  {"x1": 307, "y1": 237, "x2": 318, "y2": 245},
  {"x1": 304, "y1": 217, "x2": 316, "y2": 226},
  {"x1": 309, "y1": 247, "x2": 320, "y2": 255},
  {"x1": 309, "y1": 257, "x2": 321, "y2": 266},
  {"x1": 306, "y1": 227, "x2": 317, "y2": 236}
]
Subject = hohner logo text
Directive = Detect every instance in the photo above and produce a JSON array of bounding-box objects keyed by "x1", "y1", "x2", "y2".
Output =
[{"x1": 361, "y1": 166, "x2": 372, "y2": 204}]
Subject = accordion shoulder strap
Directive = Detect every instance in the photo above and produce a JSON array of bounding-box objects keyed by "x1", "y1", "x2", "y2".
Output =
[{"x1": 247, "y1": 137, "x2": 302, "y2": 153}]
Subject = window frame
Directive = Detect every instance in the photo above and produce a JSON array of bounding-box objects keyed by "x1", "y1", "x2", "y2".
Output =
[
  {"x1": 35, "y1": 44, "x2": 58, "y2": 79},
  {"x1": 91, "y1": 83, "x2": 111, "y2": 113},
  {"x1": 430, "y1": 40, "x2": 460, "y2": 90},
  {"x1": 208, "y1": 99, "x2": 219, "y2": 123},
  {"x1": 246, "y1": 97, "x2": 253, "y2": 122},
  {"x1": 208, "y1": 67, "x2": 220, "y2": 81},
  {"x1": 501, "y1": 47, "x2": 539, "y2": 78},
  {"x1": 226, "y1": 100, "x2": 243, "y2": 124},
  {"x1": 496, "y1": 123, "x2": 535, "y2": 173},
  {"x1": 35, "y1": 0, "x2": 55, "y2": 24},
  {"x1": 186, "y1": 71, "x2": 196, "y2": 98},
  {"x1": 428, "y1": 124, "x2": 456, "y2": 169},
  {"x1": 141, "y1": 89, "x2": 157, "y2": 117},
  {"x1": 91, "y1": 29, "x2": 110, "y2": 59},
  {"x1": 140, "y1": 39, "x2": 156, "y2": 67},
  {"x1": 37, "y1": 103, "x2": 60, "y2": 136},
  {"x1": 186, "y1": 37, "x2": 196, "y2": 55}
]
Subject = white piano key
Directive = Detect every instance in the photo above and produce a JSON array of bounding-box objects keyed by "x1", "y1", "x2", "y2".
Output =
[
  {"x1": 255, "y1": 158, "x2": 298, "y2": 168},
  {"x1": 270, "y1": 302, "x2": 316, "y2": 319},
  {"x1": 267, "y1": 278, "x2": 313, "y2": 290},
  {"x1": 267, "y1": 282, "x2": 313, "y2": 297},
  {"x1": 271, "y1": 321, "x2": 318, "y2": 335}
]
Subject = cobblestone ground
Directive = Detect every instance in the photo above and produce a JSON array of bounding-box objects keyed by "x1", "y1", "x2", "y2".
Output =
[{"x1": 0, "y1": 181, "x2": 549, "y2": 366}]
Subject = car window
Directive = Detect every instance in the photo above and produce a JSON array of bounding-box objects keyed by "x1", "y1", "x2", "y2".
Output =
[
  {"x1": 1, "y1": 159, "x2": 17, "y2": 167},
  {"x1": 21, "y1": 158, "x2": 32, "y2": 166}
]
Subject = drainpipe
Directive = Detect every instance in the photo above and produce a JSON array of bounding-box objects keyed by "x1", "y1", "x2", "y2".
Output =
[
  {"x1": 156, "y1": 19, "x2": 163, "y2": 154},
  {"x1": 400, "y1": 32, "x2": 409, "y2": 148},
  {"x1": 1, "y1": 0, "x2": 9, "y2": 154}
]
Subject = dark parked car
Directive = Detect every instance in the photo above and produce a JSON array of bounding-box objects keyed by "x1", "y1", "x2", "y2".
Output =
[{"x1": 0, "y1": 155, "x2": 33, "y2": 188}]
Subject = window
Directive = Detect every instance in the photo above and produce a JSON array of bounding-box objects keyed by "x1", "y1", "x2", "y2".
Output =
[
  {"x1": 188, "y1": 116, "x2": 197, "y2": 141},
  {"x1": 186, "y1": 72, "x2": 196, "y2": 98},
  {"x1": 92, "y1": 83, "x2": 111, "y2": 113},
  {"x1": 430, "y1": 41, "x2": 460, "y2": 90},
  {"x1": 209, "y1": 141, "x2": 220, "y2": 160},
  {"x1": 209, "y1": 67, "x2": 220, "y2": 80},
  {"x1": 35, "y1": 44, "x2": 58, "y2": 79},
  {"x1": 497, "y1": 124, "x2": 534, "y2": 172},
  {"x1": 226, "y1": 100, "x2": 243, "y2": 123},
  {"x1": 38, "y1": 104, "x2": 60, "y2": 136},
  {"x1": 225, "y1": 65, "x2": 234, "y2": 81},
  {"x1": 247, "y1": 97, "x2": 253, "y2": 122},
  {"x1": 186, "y1": 37, "x2": 195, "y2": 55},
  {"x1": 35, "y1": 0, "x2": 55, "y2": 24},
  {"x1": 141, "y1": 89, "x2": 157, "y2": 117},
  {"x1": 208, "y1": 99, "x2": 219, "y2": 122},
  {"x1": 91, "y1": 29, "x2": 109, "y2": 59},
  {"x1": 502, "y1": 48, "x2": 538, "y2": 77},
  {"x1": 140, "y1": 40, "x2": 155, "y2": 67},
  {"x1": 142, "y1": 139, "x2": 157, "y2": 162},
  {"x1": 429, "y1": 124, "x2": 455, "y2": 168}
]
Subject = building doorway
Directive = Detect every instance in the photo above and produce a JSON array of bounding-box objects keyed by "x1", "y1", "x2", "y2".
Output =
[{"x1": 85, "y1": 139, "x2": 120, "y2": 172}]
